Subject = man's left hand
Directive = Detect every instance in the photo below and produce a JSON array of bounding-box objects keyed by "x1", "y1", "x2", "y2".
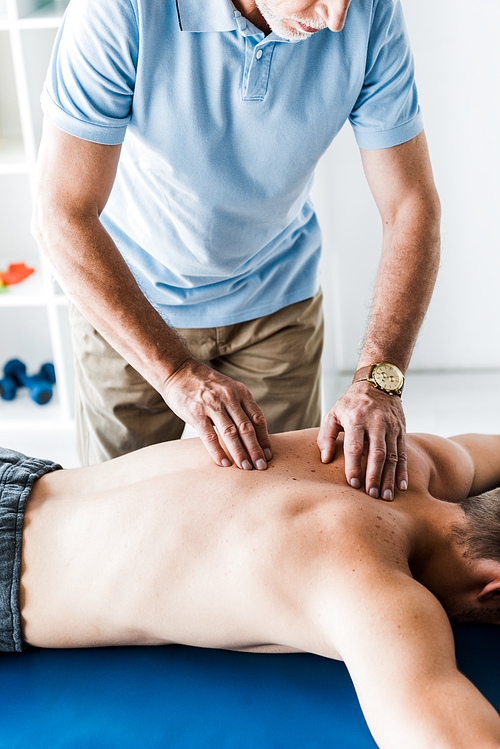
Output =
[{"x1": 317, "y1": 382, "x2": 408, "y2": 501}]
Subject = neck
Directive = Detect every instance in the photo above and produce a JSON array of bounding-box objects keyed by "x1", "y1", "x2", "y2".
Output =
[
  {"x1": 408, "y1": 500, "x2": 470, "y2": 597},
  {"x1": 232, "y1": 0, "x2": 271, "y2": 33}
]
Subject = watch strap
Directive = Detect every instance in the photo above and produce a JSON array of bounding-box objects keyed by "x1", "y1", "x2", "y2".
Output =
[{"x1": 352, "y1": 365, "x2": 374, "y2": 385}]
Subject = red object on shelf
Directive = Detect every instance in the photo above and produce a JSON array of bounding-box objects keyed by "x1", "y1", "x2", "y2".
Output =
[{"x1": 0, "y1": 262, "x2": 35, "y2": 285}]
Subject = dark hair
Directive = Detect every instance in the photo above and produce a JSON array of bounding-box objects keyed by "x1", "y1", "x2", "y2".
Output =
[{"x1": 452, "y1": 487, "x2": 500, "y2": 562}]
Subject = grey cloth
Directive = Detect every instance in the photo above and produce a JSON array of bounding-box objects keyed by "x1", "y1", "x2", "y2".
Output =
[{"x1": 0, "y1": 447, "x2": 61, "y2": 652}]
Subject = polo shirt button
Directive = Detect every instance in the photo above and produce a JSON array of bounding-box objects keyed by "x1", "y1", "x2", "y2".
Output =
[{"x1": 256, "y1": 49, "x2": 263, "y2": 59}]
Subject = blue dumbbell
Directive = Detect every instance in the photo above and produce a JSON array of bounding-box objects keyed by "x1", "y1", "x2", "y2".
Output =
[
  {"x1": 4, "y1": 359, "x2": 55, "y2": 405},
  {"x1": 40, "y1": 362, "x2": 56, "y2": 385},
  {"x1": 0, "y1": 369, "x2": 18, "y2": 400}
]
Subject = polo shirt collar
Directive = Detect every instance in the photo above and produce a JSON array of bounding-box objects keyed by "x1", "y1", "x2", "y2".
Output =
[{"x1": 176, "y1": 0, "x2": 238, "y2": 32}]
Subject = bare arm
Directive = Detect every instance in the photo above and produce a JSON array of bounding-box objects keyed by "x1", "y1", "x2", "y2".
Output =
[
  {"x1": 407, "y1": 432, "x2": 500, "y2": 501},
  {"x1": 318, "y1": 131, "x2": 441, "y2": 501},
  {"x1": 33, "y1": 119, "x2": 272, "y2": 470},
  {"x1": 331, "y1": 569, "x2": 500, "y2": 748},
  {"x1": 450, "y1": 434, "x2": 500, "y2": 497}
]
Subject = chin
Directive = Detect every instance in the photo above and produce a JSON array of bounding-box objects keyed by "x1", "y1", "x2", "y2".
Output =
[{"x1": 444, "y1": 602, "x2": 500, "y2": 625}]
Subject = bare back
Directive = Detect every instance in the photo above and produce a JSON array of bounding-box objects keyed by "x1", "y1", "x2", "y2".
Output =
[{"x1": 19, "y1": 429, "x2": 472, "y2": 654}]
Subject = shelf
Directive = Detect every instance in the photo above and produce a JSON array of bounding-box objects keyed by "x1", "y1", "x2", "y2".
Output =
[
  {"x1": 0, "y1": 387, "x2": 67, "y2": 425},
  {"x1": 0, "y1": 280, "x2": 68, "y2": 307},
  {"x1": 0, "y1": 417, "x2": 78, "y2": 466},
  {"x1": 17, "y1": 0, "x2": 68, "y2": 28},
  {"x1": 0, "y1": 259, "x2": 45, "y2": 305},
  {"x1": 1, "y1": 0, "x2": 76, "y2": 433},
  {"x1": 0, "y1": 135, "x2": 27, "y2": 173}
]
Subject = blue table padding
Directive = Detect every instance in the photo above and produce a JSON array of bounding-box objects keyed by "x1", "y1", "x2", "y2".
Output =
[{"x1": 0, "y1": 624, "x2": 498, "y2": 748}]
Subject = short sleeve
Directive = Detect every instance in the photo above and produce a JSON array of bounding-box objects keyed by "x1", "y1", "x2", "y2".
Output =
[
  {"x1": 349, "y1": 0, "x2": 423, "y2": 150},
  {"x1": 41, "y1": 0, "x2": 139, "y2": 145}
]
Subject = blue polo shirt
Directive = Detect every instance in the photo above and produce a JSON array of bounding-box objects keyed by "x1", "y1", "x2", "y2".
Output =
[{"x1": 41, "y1": 0, "x2": 423, "y2": 328}]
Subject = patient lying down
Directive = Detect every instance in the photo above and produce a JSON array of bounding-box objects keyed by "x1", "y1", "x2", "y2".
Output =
[{"x1": 2, "y1": 428, "x2": 500, "y2": 749}]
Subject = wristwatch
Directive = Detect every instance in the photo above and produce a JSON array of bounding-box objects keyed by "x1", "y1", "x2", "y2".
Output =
[{"x1": 352, "y1": 362, "x2": 405, "y2": 397}]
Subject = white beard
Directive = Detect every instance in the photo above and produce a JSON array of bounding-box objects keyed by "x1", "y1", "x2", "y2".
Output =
[{"x1": 254, "y1": 0, "x2": 327, "y2": 40}]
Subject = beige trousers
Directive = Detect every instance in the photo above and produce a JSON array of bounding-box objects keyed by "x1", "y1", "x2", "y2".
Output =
[{"x1": 68, "y1": 290, "x2": 324, "y2": 465}]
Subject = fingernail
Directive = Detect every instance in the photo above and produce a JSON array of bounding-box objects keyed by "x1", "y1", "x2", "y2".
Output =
[
  {"x1": 221, "y1": 459, "x2": 231, "y2": 468},
  {"x1": 264, "y1": 448, "x2": 272, "y2": 461},
  {"x1": 382, "y1": 490, "x2": 393, "y2": 501},
  {"x1": 369, "y1": 488, "x2": 379, "y2": 499},
  {"x1": 242, "y1": 460, "x2": 252, "y2": 471},
  {"x1": 400, "y1": 480, "x2": 408, "y2": 491},
  {"x1": 256, "y1": 459, "x2": 267, "y2": 471},
  {"x1": 321, "y1": 450, "x2": 329, "y2": 463},
  {"x1": 350, "y1": 478, "x2": 361, "y2": 489}
]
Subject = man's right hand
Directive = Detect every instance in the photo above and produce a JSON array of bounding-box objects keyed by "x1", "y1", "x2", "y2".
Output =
[{"x1": 162, "y1": 358, "x2": 273, "y2": 471}]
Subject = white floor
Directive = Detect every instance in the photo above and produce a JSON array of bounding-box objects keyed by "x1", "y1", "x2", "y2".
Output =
[{"x1": 1, "y1": 370, "x2": 499, "y2": 468}]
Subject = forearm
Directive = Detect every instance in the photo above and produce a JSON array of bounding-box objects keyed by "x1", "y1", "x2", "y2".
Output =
[
  {"x1": 318, "y1": 199, "x2": 440, "y2": 495},
  {"x1": 363, "y1": 672, "x2": 500, "y2": 749},
  {"x1": 35, "y1": 211, "x2": 193, "y2": 393},
  {"x1": 358, "y1": 200, "x2": 441, "y2": 372},
  {"x1": 322, "y1": 134, "x2": 440, "y2": 493},
  {"x1": 339, "y1": 578, "x2": 500, "y2": 749}
]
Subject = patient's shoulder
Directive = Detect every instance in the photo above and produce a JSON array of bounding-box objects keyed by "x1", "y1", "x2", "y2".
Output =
[{"x1": 406, "y1": 433, "x2": 474, "y2": 502}]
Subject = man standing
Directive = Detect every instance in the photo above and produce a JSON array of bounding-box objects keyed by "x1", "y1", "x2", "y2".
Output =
[{"x1": 34, "y1": 0, "x2": 441, "y2": 501}]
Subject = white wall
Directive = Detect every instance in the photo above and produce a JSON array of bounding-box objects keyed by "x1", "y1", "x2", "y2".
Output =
[{"x1": 313, "y1": 0, "x2": 500, "y2": 388}]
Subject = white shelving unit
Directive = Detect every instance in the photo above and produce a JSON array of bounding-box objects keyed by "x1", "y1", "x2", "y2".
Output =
[{"x1": 0, "y1": 0, "x2": 73, "y2": 437}]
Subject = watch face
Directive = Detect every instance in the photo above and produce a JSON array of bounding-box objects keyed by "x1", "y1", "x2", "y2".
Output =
[{"x1": 372, "y1": 363, "x2": 403, "y2": 392}]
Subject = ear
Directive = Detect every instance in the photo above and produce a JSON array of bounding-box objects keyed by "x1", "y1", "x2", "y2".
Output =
[{"x1": 477, "y1": 578, "x2": 500, "y2": 602}]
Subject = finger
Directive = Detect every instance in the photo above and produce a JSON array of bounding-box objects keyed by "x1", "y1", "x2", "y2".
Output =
[
  {"x1": 214, "y1": 400, "x2": 271, "y2": 471},
  {"x1": 241, "y1": 401, "x2": 273, "y2": 466},
  {"x1": 317, "y1": 412, "x2": 343, "y2": 464},
  {"x1": 232, "y1": 410, "x2": 268, "y2": 471},
  {"x1": 213, "y1": 410, "x2": 254, "y2": 470},
  {"x1": 220, "y1": 400, "x2": 269, "y2": 470},
  {"x1": 364, "y1": 434, "x2": 387, "y2": 499},
  {"x1": 342, "y1": 425, "x2": 366, "y2": 489},
  {"x1": 395, "y1": 432, "x2": 408, "y2": 491},
  {"x1": 197, "y1": 417, "x2": 233, "y2": 468},
  {"x1": 379, "y1": 435, "x2": 399, "y2": 501}
]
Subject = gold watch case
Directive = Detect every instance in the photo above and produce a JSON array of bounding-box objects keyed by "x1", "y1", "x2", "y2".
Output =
[{"x1": 369, "y1": 362, "x2": 404, "y2": 396}]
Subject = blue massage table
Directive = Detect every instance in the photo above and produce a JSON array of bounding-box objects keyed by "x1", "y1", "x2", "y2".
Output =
[{"x1": 1, "y1": 624, "x2": 498, "y2": 748}]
